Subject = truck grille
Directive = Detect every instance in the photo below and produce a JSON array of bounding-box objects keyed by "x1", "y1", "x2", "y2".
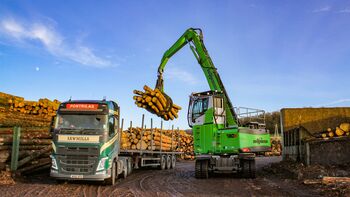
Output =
[
  {"x1": 58, "y1": 155, "x2": 98, "y2": 175},
  {"x1": 57, "y1": 146, "x2": 99, "y2": 155}
]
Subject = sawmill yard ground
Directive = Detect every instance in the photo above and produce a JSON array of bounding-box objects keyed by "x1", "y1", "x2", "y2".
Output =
[{"x1": 1, "y1": 156, "x2": 347, "y2": 197}]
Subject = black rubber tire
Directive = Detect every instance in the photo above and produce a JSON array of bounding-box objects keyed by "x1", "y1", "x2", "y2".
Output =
[
  {"x1": 127, "y1": 159, "x2": 133, "y2": 175},
  {"x1": 201, "y1": 160, "x2": 209, "y2": 179},
  {"x1": 105, "y1": 161, "x2": 116, "y2": 185},
  {"x1": 166, "y1": 155, "x2": 171, "y2": 169},
  {"x1": 195, "y1": 160, "x2": 209, "y2": 179},
  {"x1": 160, "y1": 155, "x2": 166, "y2": 170},
  {"x1": 249, "y1": 159, "x2": 256, "y2": 179},
  {"x1": 195, "y1": 160, "x2": 202, "y2": 178},
  {"x1": 240, "y1": 159, "x2": 249, "y2": 178},
  {"x1": 171, "y1": 155, "x2": 176, "y2": 169},
  {"x1": 240, "y1": 159, "x2": 256, "y2": 179}
]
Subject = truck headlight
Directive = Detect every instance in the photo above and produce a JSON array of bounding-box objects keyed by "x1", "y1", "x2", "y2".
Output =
[
  {"x1": 50, "y1": 155, "x2": 58, "y2": 170},
  {"x1": 97, "y1": 157, "x2": 108, "y2": 171}
]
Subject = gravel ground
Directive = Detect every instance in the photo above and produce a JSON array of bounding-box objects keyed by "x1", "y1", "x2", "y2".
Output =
[{"x1": 0, "y1": 156, "x2": 325, "y2": 197}]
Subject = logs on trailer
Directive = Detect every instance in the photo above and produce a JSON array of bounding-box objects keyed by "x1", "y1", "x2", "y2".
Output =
[
  {"x1": 121, "y1": 127, "x2": 194, "y2": 160},
  {"x1": 121, "y1": 127, "x2": 178, "y2": 151},
  {"x1": 133, "y1": 85, "x2": 181, "y2": 121}
]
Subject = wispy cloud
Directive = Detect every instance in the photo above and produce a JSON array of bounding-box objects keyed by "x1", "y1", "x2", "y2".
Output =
[
  {"x1": 318, "y1": 99, "x2": 350, "y2": 107},
  {"x1": 164, "y1": 67, "x2": 198, "y2": 85},
  {"x1": 0, "y1": 17, "x2": 113, "y2": 68},
  {"x1": 338, "y1": 8, "x2": 350, "y2": 13},
  {"x1": 312, "y1": 6, "x2": 331, "y2": 13}
]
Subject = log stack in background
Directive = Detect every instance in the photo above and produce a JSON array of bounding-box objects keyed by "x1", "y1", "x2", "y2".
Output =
[
  {"x1": 264, "y1": 137, "x2": 282, "y2": 156},
  {"x1": 0, "y1": 92, "x2": 58, "y2": 174},
  {"x1": 177, "y1": 130, "x2": 194, "y2": 160},
  {"x1": 133, "y1": 85, "x2": 181, "y2": 121},
  {"x1": 0, "y1": 92, "x2": 59, "y2": 127},
  {"x1": 121, "y1": 128, "x2": 194, "y2": 160},
  {"x1": 0, "y1": 127, "x2": 52, "y2": 174},
  {"x1": 320, "y1": 123, "x2": 350, "y2": 139}
]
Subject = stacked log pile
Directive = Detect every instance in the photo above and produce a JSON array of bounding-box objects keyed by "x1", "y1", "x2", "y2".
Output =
[
  {"x1": 0, "y1": 92, "x2": 58, "y2": 127},
  {"x1": 0, "y1": 127, "x2": 52, "y2": 174},
  {"x1": 133, "y1": 86, "x2": 181, "y2": 121},
  {"x1": 121, "y1": 128, "x2": 194, "y2": 160},
  {"x1": 0, "y1": 92, "x2": 57, "y2": 174},
  {"x1": 265, "y1": 137, "x2": 282, "y2": 156},
  {"x1": 320, "y1": 123, "x2": 350, "y2": 139},
  {"x1": 177, "y1": 130, "x2": 194, "y2": 160}
]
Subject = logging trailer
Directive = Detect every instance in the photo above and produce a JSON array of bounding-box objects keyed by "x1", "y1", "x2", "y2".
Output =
[{"x1": 50, "y1": 100, "x2": 180, "y2": 185}]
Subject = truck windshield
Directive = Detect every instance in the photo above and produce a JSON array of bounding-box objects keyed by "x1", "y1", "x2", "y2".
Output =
[{"x1": 55, "y1": 114, "x2": 108, "y2": 130}]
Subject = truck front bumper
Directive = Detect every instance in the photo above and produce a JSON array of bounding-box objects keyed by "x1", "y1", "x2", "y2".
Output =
[{"x1": 50, "y1": 169, "x2": 111, "y2": 181}]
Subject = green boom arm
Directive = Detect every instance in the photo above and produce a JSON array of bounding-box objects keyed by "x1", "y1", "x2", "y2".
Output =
[{"x1": 155, "y1": 28, "x2": 239, "y2": 126}]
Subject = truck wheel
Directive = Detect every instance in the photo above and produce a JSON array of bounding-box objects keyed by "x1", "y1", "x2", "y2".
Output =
[
  {"x1": 160, "y1": 155, "x2": 166, "y2": 170},
  {"x1": 171, "y1": 155, "x2": 176, "y2": 169},
  {"x1": 166, "y1": 155, "x2": 171, "y2": 169},
  {"x1": 195, "y1": 160, "x2": 201, "y2": 178},
  {"x1": 105, "y1": 161, "x2": 116, "y2": 185},
  {"x1": 127, "y1": 159, "x2": 133, "y2": 175},
  {"x1": 201, "y1": 160, "x2": 209, "y2": 179},
  {"x1": 195, "y1": 160, "x2": 209, "y2": 179},
  {"x1": 240, "y1": 159, "x2": 249, "y2": 178},
  {"x1": 240, "y1": 159, "x2": 256, "y2": 179},
  {"x1": 249, "y1": 159, "x2": 256, "y2": 178},
  {"x1": 123, "y1": 166, "x2": 127, "y2": 179}
]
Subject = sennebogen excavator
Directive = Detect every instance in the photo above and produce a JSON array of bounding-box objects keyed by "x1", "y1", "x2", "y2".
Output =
[{"x1": 153, "y1": 28, "x2": 271, "y2": 178}]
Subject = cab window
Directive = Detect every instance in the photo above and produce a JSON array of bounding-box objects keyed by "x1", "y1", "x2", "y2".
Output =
[
  {"x1": 192, "y1": 97, "x2": 209, "y2": 122},
  {"x1": 108, "y1": 116, "x2": 114, "y2": 137},
  {"x1": 114, "y1": 117, "x2": 119, "y2": 133}
]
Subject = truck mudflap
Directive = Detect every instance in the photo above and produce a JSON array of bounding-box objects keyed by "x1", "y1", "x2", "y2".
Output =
[{"x1": 50, "y1": 168, "x2": 111, "y2": 181}]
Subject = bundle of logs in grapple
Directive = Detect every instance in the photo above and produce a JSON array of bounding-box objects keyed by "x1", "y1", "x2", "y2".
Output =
[
  {"x1": 121, "y1": 128, "x2": 194, "y2": 160},
  {"x1": 0, "y1": 127, "x2": 52, "y2": 174},
  {"x1": 133, "y1": 86, "x2": 181, "y2": 121},
  {"x1": 320, "y1": 123, "x2": 350, "y2": 138}
]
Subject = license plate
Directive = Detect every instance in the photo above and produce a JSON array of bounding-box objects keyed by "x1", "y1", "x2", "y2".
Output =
[{"x1": 70, "y1": 175, "x2": 83, "y2": 179}]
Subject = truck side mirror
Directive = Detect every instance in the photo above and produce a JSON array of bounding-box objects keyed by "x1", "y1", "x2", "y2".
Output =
[{"x1": 50, "y1": 115, "x2": 56, "y2": 133}]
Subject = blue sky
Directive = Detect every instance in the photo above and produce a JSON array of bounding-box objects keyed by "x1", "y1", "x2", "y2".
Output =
[{"x1": 1, "y1": 1, "x2": 350, "y2": 129}]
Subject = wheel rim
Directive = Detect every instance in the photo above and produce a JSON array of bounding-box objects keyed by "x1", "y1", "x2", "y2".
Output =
[
  {"x1": 123, "y1": 167, "x2": 127, "y2": 178},
  {"x1": 161, "y1": 156, "x2": 166, "y2": 169},
  {"x1": 171, "y1": 155, "x2": 176, "y2": 168},
  {"x1": 167, "y1": 156, "x2": 171, "y2": 169},
  {"x1": 127, "y1": 160, "x2": 132, "y2": 175}
]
